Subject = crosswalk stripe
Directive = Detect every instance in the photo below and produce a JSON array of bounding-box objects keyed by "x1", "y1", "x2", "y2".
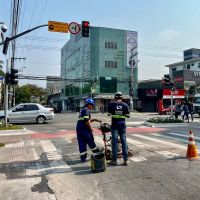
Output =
[
  {"x1": 153, "y1": 133, "x2": 200, "y2": 149},
  {"x1": 130, "y1": 156, "x2": 147, "y2": 162},
  {"x1": 39, "y1": 140, "x2": 71, "y2": 174},
  {"x1": 167, "y1": 132, "x2": 200, "y2": 141},
  {"x1": 126, "y1": 138, "x2": 151, "y2": 148},
  {"x1": 132, "y1": 134, "x2": 186, "y2": 150},
  {"x1": 95, "y1": 133, "x2": 189, "y2": 163},
  {"x1": 95, "y1": 136, "x2": 104, "y2": 145},
  {"x1": 152, "y1": 133, "x2": 188, "y2": 144},
  {"x1": 5, "y1": 142, "x2": 24, "y2": 148},
  {"x1": 155, "y1": 151, "x2": 180, "y2": 159}
]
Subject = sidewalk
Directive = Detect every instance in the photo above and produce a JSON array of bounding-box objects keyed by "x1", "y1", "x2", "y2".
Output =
[{"x1": 0, "y1": 129, "x2": 58, "y2": 200}]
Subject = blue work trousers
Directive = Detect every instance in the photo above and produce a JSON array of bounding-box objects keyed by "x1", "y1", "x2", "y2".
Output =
[
  {"x1": 111, "y1": 128, "x2": 128, "y2": 161},
  {"x1": 76, "y1": 128, "x2": 98, "y2": 161}
]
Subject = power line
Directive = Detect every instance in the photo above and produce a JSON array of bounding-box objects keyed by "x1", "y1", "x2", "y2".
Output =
[{"x1": 24, "y1": 0, "x2": 49, "y2": 58}]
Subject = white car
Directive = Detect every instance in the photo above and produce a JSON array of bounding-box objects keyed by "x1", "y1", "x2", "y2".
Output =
[{"x1": 0, "y1": 103, "x2": 55, "y2": 124}]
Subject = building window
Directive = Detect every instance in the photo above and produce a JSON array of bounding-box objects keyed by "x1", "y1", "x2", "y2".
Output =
[
  {"x1": 105, "y1": 61, "x2": 117, "y2": 68},
  {"x1": 198, "y1": 63, "x2": 200, "y2": 68},
  {"x1": 191, "y1": 63, "x2": 194, "y2": 66},
  {"x1": 172, "y1": 67, "x2": 176, "y2": 73},
  {"x1": 105, "y1": 42, "x2": 117, "y2": 49},
  {"x1": 187, "y1": 64, "x2": 190, "y2": 69}
]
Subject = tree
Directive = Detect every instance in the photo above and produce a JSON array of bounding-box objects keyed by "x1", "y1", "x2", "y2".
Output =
[{"x1": 15, "y1": 84, "x2": 47, "y2": 104}]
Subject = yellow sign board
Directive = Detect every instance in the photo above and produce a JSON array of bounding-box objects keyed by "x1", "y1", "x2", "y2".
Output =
[{"x1": 48, "y1": 21, "x2": 68, "y2": 33}]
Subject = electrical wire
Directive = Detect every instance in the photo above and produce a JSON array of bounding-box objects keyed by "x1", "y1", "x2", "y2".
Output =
[{"x1": 24, "y1": 0, "x2": 49, "y2": 58}]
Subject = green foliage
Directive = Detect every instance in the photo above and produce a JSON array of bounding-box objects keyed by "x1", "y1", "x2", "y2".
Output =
[
  {"x1": 0, "y1": 69, "x2": 5, "y2": 77},
  {"x1": 147, "y1": 117, "x2": 183, "y2": 123},
  {"x1": 0, "y1": 123, "x2": 23, "y2": 130},
  {"x1": 15, "y1": 84, "x2": 47, "y2": 104}
]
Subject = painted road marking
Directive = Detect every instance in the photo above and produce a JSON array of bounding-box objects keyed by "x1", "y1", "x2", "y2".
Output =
[
  {"x1": 155, "y1": 151, "x2": 180, "y2": 159},
  {"x1": 132, "y1": 134, "x2": 186, "y2": 150},
  {"x1": 39, "y1": 140, "x2": 71, "y2": 174},
  {"x1": 152, "y1": 133, "x2": 188, "y2": 144},
  {"x1": 130, "y1": 156, "x2": 147, "y2": 162},
  {"x1": 5, "y1": 142, "x2": 24, "y2": 148},
  {"x1": 126, "y1": 137, "x2": 152, "y2": 148},
  {"x1": 166, "y1": 132, "x2": 200, "y2": 141}
]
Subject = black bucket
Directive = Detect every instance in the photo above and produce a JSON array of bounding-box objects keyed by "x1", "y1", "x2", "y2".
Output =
[{"x1": 91, "y1": 152, "x2": 106, "y2": 173}]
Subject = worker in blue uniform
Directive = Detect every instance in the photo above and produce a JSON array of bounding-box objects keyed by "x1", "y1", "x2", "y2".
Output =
[
  {"x1": 107, "y1": 92, "x2": 130, "y2": 166},
  {"x1": 76, "y1": 98, "x2": 101, "y2": 162}
]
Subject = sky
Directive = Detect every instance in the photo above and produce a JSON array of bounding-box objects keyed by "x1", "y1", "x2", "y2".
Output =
[{"x1": 1, "y1": 0, "x2": 200, "y2": 88}]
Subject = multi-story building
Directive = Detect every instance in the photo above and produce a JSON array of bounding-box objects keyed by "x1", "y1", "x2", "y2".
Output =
[
  {"x1": 166, "y1": 48, "x2": 200, "y2": 100},
  {"x1": 60, "y1": 26, "x2": 138, "y2": 111},
  {"x1": 183, "y1": 48, "x2": 200, "y2": 61},
  {"x1": 46, "y1": 76, "x2": 62, "y2": 109}
]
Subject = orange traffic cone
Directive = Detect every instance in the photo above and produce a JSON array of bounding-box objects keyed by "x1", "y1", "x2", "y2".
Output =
[{"x1": 186, "y1": 130, "x2": 199, "y2": 160}]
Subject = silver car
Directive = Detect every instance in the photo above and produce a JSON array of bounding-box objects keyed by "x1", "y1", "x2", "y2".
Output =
[{"x1": 0, "y1": 103, "x2": 55, "y2": 124}]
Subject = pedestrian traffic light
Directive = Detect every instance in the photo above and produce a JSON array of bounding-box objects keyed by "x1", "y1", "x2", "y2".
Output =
[
  {"x1": 163, "y1": 74, "x2": 170, "y2": 87},
  {"x1": 82, "y1": 21, "x2": 90, "y2": 37},
  {"x1": 10, "y1": 68, "x2": 18, "y2": 84}
]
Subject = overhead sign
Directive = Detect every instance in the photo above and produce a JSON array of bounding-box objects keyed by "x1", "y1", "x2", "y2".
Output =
[
  {"x1": 68, "y1": 22, "x2": 80, "y2": 34},
  {"x1": 48, "y1": 21, "x2": 68, "y2": 33}
]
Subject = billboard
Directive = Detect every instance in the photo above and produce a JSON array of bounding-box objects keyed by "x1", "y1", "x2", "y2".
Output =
[{"x1": 126, "y1": 31, "x2": 138, "y2": 68}]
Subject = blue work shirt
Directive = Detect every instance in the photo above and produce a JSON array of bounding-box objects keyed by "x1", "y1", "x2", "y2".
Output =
[
  {"x1": 76, "y1": 107, "x2": 91, "y2": 131},
  {"x1": 107, "y1": 101, "x2": 130, "y2": 129}
]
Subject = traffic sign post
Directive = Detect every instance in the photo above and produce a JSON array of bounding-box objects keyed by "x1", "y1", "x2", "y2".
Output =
[
  {"x1": 48, "y1": 21, "x2": 68, "y2": 33},
  {"x1": 68, "y1": 22, "x2": 80, "y2": 34}
]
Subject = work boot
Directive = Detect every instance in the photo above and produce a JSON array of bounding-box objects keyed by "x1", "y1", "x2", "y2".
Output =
[
  {"x1": 123, "y1": 160, "x2": 129, "y2": 166},
  {"x1": 107, "y1": 160, "x2": 117, "y2": 166}
]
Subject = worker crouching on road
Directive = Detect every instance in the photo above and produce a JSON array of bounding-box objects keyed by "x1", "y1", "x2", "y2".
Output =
[
  {"x1": 107, "y1": 92, "x2": 130, "y2": 166},
  {"x1": 76, "y1": 98, "x2": 101, "y2": 162}
]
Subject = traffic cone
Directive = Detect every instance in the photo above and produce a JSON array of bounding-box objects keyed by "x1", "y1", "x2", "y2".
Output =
[{"x1": 186, "y1": 130, "x2": 199, "y2": 160}]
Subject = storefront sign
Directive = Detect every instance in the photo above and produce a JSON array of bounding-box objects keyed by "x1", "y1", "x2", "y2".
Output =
[
  {"x1": 145, "y1": 89, "x2": 158, "y2": 97},
  {"x1": 163, "y1": 89, "x2": 185, "y2": 99}
]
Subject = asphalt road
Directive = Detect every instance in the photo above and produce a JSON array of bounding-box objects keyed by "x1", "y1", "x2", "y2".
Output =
[{"x1": 1, "y1": 112, "x2": 200, "y2": 200}]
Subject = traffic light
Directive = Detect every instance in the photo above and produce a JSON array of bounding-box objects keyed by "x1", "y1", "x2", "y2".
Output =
[
  {"x1": 2, "y1": 37, "x2": 9, "y2": 55},
  {"x1": 10, "y1": 68, "x2": 18, "y2": 85},
  {"x1": 5, "y1": 72, "x2": 11, "y2": 84},
  {"x1": 169, "y1": 82, "x2": 174, "y2": 90},
  {"x1": 163, "y1": 74, "x2": 170, "y2": 87},
  {"x1": 82, "y1": 21, "x2": 90, "y2": 37}
]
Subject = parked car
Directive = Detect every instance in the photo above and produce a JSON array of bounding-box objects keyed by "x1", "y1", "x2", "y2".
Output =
[{"x1": 0, "y1": 103, "x2": 55, "y2": 124}]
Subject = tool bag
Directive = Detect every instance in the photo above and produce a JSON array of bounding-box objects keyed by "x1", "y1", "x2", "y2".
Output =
[{"x1": 91, "y1": 152, "x2": 106, "y2": 173}]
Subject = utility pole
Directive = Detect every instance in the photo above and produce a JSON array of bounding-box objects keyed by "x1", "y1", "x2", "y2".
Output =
[
  {"x1": 4, "y1": 59, "x2": 9, "y2": 127},
  {"x1": 130, "y1": 59, "x2": 134, "y2": 111},
  {"x1": 129, "y1": 48, "x2": 137, "y2": 111}
]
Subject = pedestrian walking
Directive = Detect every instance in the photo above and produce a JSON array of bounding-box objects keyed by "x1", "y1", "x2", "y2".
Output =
[
  {"x1": 76, "y1": 98, "x2": 101, "y2": 162},
  {"x1": 174, "y1": 100, "x2": 181, "y2": 119},
  {"x1": 188, "y1": 101, "x2": 194, "y2": 121},
  {"x1": 107, "y1": 92, "x2": 130, "y2": 166},
  {"x1": 182, "y1": 101, "x2": 190, "y2": 123}
]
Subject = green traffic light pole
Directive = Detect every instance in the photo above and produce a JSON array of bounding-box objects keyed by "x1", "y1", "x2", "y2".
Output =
[{"x1": 2, "y1": 24, "x2": 48, "y2": 127}]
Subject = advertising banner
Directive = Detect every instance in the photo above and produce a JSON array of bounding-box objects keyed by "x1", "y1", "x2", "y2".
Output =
[{"x1": 126, "y1": 31, "x2": 138, "y2": 68}]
